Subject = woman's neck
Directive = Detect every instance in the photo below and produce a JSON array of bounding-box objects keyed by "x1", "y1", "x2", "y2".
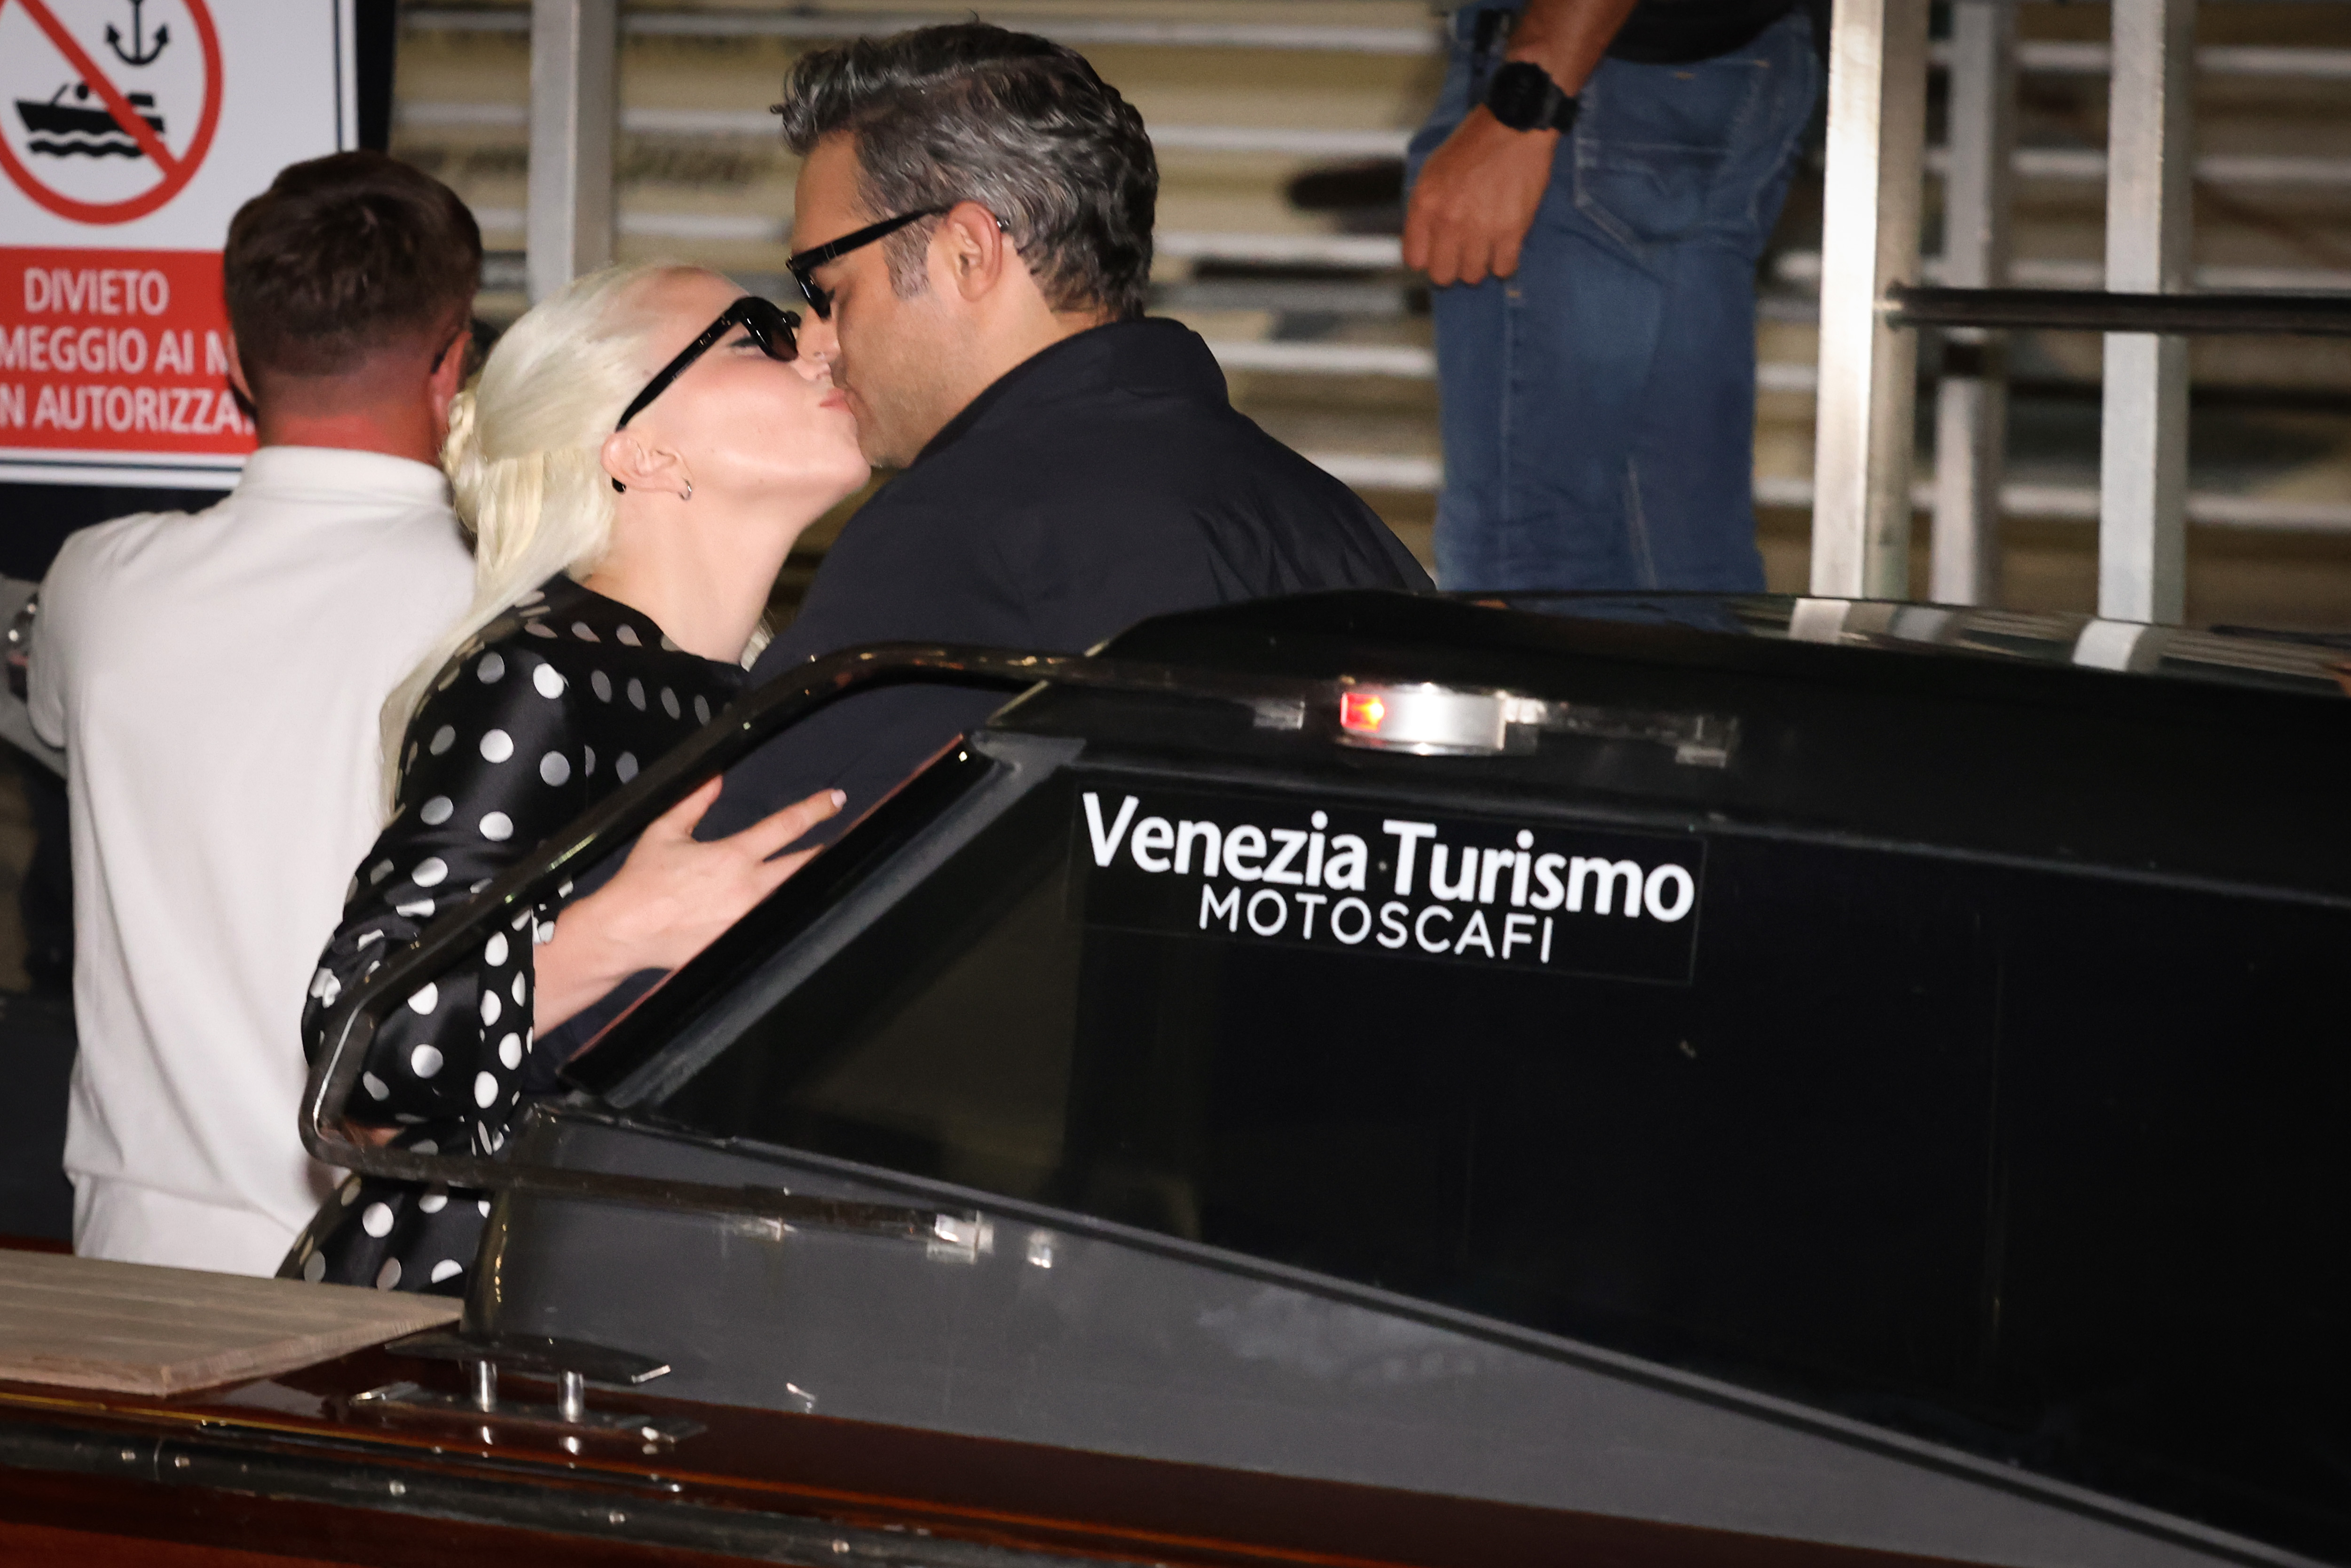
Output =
[{"x1": 581, "y1": 496, "x2": 810, "y2": 663}]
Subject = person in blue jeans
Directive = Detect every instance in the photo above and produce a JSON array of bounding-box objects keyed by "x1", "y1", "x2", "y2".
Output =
[{"x1": 1404, "y1": 0, "x2": 1821, "y2": 592}]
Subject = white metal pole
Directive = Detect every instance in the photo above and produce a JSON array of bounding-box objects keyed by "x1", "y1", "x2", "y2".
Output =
[
  {"x1": 2099, "y1": 0, "x2": 2194, "y2": 623},
  {"x1": 526, "y1": 0, "x2": 618, "y2": 304},
  {"x1": 1809, "y1": 0, "x2": 1930, "y2": 599},
  {"x1": 1929, "y1": 0, "x2": 2016, "y2": 606}
]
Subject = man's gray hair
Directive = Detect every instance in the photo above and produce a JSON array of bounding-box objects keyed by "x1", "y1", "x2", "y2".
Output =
[{"x1": 774, "y1": 24, "x2": 1156, "y2": 320}]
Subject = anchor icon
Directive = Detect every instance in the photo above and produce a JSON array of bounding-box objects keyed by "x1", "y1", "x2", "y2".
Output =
[{"x1": 106, "y1": 0, "x2": 170, "y2": 67}]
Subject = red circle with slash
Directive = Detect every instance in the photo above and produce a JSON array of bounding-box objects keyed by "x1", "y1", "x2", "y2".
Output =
[{"x1": 0, "y1": 0, "x2": 224, "y2": 224}]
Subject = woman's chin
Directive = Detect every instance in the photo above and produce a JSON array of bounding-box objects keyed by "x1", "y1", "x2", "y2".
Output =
[
  {"x1": 830, "y1": 458, "x2": 874, "y2": 502},
  {"x1": 827, "y1": 429, "x2": 871, "y2": 489},
  {"x1": 785, "y1": 449, "x2": 870, "y2": 513}
]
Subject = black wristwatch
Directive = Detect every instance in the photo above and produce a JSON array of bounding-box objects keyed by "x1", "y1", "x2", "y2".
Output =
[{"x1": 1485, "y1": 60, "x2": 1579, "y2": 134}]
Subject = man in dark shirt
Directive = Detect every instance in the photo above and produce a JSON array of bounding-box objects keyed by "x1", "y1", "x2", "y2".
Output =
[{"x1": 706, "y1": 24, "x2": 1428, "y2": 838}]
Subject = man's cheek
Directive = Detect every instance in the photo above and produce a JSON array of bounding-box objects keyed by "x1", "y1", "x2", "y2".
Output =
[{"x1": 828, "y1": 322, "x2": 864, "y2": 387}]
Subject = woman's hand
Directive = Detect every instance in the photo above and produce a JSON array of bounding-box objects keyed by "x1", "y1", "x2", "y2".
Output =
[{"x1": 532, "y1": 780, "x2": 845, "y2": 1035}]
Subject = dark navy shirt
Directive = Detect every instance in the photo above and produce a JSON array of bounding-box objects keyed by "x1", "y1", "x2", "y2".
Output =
[
  {"x1": 706, "y1": 317, "x2": 1430, "y2": 838},
  {"x1": 1606, "y1": 0, "x2": 1804, "y2": 64}
]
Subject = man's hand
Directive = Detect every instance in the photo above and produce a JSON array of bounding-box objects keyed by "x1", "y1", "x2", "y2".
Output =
[
  {"x1": 1403, "y1": 109, "x2": 1562, "y2": 288},
  {"x1": 532, "y1": 779, "x2": 845, "y2": 1036},
  {"x1": 1404, "y1": 0, "x2": 1638, "y2": 288}
]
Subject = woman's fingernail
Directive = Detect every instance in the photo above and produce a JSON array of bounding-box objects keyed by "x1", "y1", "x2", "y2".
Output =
[{"x1": 829, "y1": 789, "x2": 846, "y2": 808}]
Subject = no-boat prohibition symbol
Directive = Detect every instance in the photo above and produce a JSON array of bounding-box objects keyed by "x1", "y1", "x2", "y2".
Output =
[{"x1": 0, "y1": 0, "x2": 222, "y2": 225}]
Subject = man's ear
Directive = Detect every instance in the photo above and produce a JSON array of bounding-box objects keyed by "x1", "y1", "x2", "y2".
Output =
[
  {"x1": 429, "y1": 321, "x2": 470, "y2": 396},
  {"x1": 222, "y1": 330, "x2": 254, "y2": 404},
  {"x1": 599, "y1": 429, "x2": 687, "y2": 496},
  {"x1": 936, "y1": 201, "x2": 1014, "y2": 304},
  {"x1": 427, "y1": 319, "x2": 472, "y2": 438}
]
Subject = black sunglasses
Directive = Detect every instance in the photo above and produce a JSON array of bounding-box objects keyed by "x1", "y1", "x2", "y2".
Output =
[
  {"x1": 785, "y1": 206, "x2": 1009, "y2": 320},
  {"x1": 610, "y1": 296, "x2": 800, "y2": 492},
  {"x1": 615, "y1": 295, "x2": 799, "y2": 432},
  {"x1": 784, "y1": 208, "x2": 943, "y2": 320}
]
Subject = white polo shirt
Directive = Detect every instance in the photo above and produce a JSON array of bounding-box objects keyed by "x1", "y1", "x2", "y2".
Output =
[{"x1": 30, "y1": 446, "x2": 474, "y2": 1276}]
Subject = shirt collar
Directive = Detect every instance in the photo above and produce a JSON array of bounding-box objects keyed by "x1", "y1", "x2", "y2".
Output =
[
  {"x1": 904, "y1": 318, "x2": 1229, "y2": 470},
  {"x1": 235, "y1": 445, "x2": 451, "y2": 508}
]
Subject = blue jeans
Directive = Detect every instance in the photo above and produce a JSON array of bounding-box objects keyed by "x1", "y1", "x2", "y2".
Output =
[{"x1": 1407, "y1": 6, "x2": 1819, "y2": 591}]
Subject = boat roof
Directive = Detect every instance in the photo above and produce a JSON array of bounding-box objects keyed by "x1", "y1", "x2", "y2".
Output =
[{"x1": 1096, "y1": 591, "x2": 2351, "y2": 703}]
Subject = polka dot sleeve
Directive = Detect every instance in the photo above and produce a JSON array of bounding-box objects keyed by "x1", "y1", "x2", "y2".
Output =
[{"x1": 302, "y1": 642, "x2": 586, "y2": 1146}]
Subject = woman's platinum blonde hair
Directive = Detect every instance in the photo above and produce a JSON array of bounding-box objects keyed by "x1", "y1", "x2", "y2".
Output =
[{"x1": 378, "y1": 261, "x2": 710, "y2": 807}]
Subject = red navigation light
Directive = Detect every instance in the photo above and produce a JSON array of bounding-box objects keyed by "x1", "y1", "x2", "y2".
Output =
[{"x1": 1339, "y1": 691, "x2": 1387, "y2": 733}]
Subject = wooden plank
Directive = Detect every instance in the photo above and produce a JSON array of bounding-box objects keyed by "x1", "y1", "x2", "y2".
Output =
[{"x1": 0, "y1": 1251, "x2": 458, "y2": 1395}]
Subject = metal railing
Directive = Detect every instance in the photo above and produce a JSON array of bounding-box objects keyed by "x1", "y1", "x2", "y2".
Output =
[
  {"x1": 411, "y1": 93, "x2": 2351, "y2": 192},
  {"x1": 1809, "y1": 0, "x2": 2351, "y2": 623},
  {"x1": 406, "y1": 4, "x2": 1441, "y2": 53},
  {"x1": 409, "y1": 7, "x2": 2351, "y2": 80}
]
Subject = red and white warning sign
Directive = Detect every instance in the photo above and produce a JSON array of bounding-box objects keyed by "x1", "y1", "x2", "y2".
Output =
[{"x1": 0, "y1": 0, "x2": 357, "y2": 488}]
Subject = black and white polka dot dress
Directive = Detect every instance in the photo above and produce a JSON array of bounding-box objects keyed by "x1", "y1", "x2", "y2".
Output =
[{"x1": 285, "y1": 575, "x2": 744, "y2": 1295}]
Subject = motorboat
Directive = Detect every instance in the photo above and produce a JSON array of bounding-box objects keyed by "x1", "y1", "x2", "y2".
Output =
[{"x1": 275, "y1": 591, "x2": 2351, "y2": 1568}]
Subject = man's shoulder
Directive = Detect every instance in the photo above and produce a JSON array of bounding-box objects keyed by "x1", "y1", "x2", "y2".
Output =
[
  {"x1": 361, "y1": 502, "x2": 475, "y2": 591},
  {"x1": 39, "y1": 503, "x2": 215, "y2": 617},
  {"x1": 48, "y1": 502, "x2": 207, "y2": 571},
  {"x1": 45, "y1": 490, "x2": 470, "y2": 665},
  {"x1": 64, "y1": 488, "x2": 466, "y2": 582},
  {"x1": 970, "y1": 373, "x2": 1354, "y2": 508},
  {"x1": 866, "y1": 385, "x2": 1411, "y2": 567}
]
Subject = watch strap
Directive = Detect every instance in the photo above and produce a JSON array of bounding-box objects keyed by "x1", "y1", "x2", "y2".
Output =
[{"x1": 1485, "y1": 60, "x2": 1579, "y2": 134}]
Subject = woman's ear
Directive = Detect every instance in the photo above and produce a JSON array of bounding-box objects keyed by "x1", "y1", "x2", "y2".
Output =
[
  {"x1": 601, "y1": 430, "x2": 686, "y2": 496},
  {"x1": 599, "y1": 430, "x2": 642, "y2": 493}
]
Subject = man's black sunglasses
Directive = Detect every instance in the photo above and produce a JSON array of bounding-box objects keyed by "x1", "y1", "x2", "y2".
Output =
[
  {"x1": 614, "y1": 296, "x2": 799, "y2": 434},
  {"x1": 784, "y1": 208, "x2": 943, "y2": 320},
  {"x1": 786, "y1": 206, "x2": 1008, "y2": 320}
]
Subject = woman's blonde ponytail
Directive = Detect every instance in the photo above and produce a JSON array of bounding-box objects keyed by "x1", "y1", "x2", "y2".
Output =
[{"x1": 378, "y1": 262, "x2": 711, "y2": 810}]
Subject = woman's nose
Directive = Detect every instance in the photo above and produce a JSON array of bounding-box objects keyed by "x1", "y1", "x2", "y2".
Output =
[{"x1": 796, "y1": 312, "x2": 842, "y2": 372}]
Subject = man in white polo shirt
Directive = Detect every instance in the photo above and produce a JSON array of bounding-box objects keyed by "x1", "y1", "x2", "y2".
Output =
[{"x1": 29, "y1": 152, "x2": 480, "y2": 1275}]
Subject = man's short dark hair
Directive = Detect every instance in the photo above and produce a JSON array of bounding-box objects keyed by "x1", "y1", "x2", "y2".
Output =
[
  {"x1": 224, "y1": 151, "x2": 481, "y2": 384},
  {"x1": 774, "y1": 24, "x2": 1156, "y2": 321}
]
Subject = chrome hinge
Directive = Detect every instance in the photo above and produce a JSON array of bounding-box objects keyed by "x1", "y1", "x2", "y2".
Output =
[{"x1": 355, "y1": 1331, "x2": 702, "y2": 1450}]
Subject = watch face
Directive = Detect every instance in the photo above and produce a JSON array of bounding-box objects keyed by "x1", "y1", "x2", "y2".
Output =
[{"x1": 1488, "y1": 62, "x2": 1551, "y2": 131}]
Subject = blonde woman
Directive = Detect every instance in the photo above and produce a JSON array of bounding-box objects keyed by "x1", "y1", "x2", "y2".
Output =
[{"x1": 287, "y1": 264, "x2": 868, "y2": 1293}]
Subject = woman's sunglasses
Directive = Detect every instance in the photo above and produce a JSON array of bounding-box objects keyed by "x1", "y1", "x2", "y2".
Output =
[
  {"x1": 611, "y1": 295, "x2": 799, "y2": 492},
  {"x1": 615, "y1": 296, "x2": 799, "y2": 432}
]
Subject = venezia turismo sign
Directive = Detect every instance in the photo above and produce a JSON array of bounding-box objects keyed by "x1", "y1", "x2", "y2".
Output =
[{"x1": 1072, "y1": 785, "x2": 1704, "y2": 983}]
